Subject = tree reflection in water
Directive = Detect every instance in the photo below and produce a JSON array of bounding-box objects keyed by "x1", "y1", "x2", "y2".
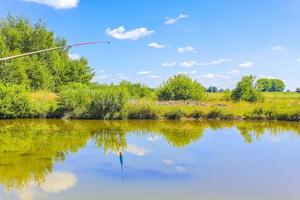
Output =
[{"x1": 0, "y1": 120, "x2": 299, "y2": 190}]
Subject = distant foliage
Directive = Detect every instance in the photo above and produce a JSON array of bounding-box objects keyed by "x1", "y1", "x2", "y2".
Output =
[
  {"x1": 119, "y1": 80, "x2": 154, "y2": 99},
  {"x1": 0, "y1": 15, "x2": 94, "y2": 91},
  {"x1": 231, "y1": 75, "x2": 262, "y2": 102},
  {"x1": 207, "y1": 86, "x2": 218, "y2": 93},
  {"x1": 256, "y1": 78, "x2": 285, "y2": 92},
  {"x1": 296, "y1": 88, "x2": 300, "y2": 93},
  {"x1": 157, "y1": 74, "x2": 206, "y2": 101}
]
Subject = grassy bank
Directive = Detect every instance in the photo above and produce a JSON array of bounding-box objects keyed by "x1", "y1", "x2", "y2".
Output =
[
  {"x1": 29, "y1": 90, "x2": 300, "y2": 121},
  {"x1": 0, "y1": 83, "x2": 299, "y2": 121},
  {"x1": 127, "y1": 93, "x2": 300, "y2": 121}
]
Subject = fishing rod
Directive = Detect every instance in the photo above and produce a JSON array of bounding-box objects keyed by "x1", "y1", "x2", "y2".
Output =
[{"x1": 0, "y1": 41, "x2": 110, "y2": 62}]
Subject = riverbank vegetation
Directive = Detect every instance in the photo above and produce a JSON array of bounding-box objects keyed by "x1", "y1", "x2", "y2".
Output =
[{"x1": 0, "y1": 15, "x2": 299, "y2": 121}]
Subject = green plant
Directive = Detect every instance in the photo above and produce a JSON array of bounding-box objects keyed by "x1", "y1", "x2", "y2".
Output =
[
  {"x1": 231, "y1": 75, "x2": 263, "y2": 102},
  {"x1": 164, "y1": 109, "x2": 184, "y2": 120},
  {"x1": 127, "y1": 103, "x2": 158, "y2": 120},
  {"x1": 157, "y1": 74, "x2": 206, "y2": 101}
]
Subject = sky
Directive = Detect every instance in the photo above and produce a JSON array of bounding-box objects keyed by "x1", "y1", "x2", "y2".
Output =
[{"x1": 0, "y1": 0, "x2": 300, "y2": 89}]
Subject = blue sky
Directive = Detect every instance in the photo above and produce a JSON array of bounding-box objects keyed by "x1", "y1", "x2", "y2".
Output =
[{"x1": 0, "y1": 0, "x2": 300, "y2": 89}]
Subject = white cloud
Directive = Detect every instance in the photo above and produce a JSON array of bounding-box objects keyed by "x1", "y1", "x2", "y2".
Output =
[
  {"x1": 180, "y1": 61, "x2": 199, "y2": 67},
  {"x1": 148, "y1": 42, "x2": 165, "y2": 48},
  {"x1": 162, "y1": 62, "x2": 176, "y2": 67},
  {"x1": 149, "y1": 75, "x2": 160, "y2": 79},
  {"x1": 176, "y1": 166, "x2": 186, "y2": 173},
  {"x1": 239, "y1": 62, "x2": 254, "y2": 68},
  {"x1": 178, "y1": 46, "x2": 196, "y2": 53},
  {"x1": 199, "y1": 58, "x2": 232, "y2": 66},
  {"x1": 271, "y1": 46, "x2": 285, "y2": 51},
  {"x1": 24, "y1": 0, "x2": 78, "y2": 9},
  {"x1": 227, "y1": 69, "x2": 239, "y2": 75},
  {"x1": 136, "y1": 70, "x2": 150, "y2": 75},
  {"x1": 69, "y1": 53, "x2": 80, "y2": 60},
  {"x1": 14, "y1": 171, "x2": 77, "y2": 200},
  {"x1": 125, "y1": 144, "x2": 148, "y2": 156},
  {"x1": 165, "y1": 14, "x2": 188, "y2": 25},
  {"x1": 200, "y1": 73, "x2": 230, "y2": 79},
  {"x1": 105, "y1": 26, "x2": 154, "y2": 40},
  {"x1": 148, "y1": 135, "x2": 160, "y2": 142},
  {"x1": 41, "y1": 172, "x2": 77, "y2": 193},
  {"x1": 296, "y1": 59, "x2": 300, "y2": 62},
  {"x1": 162, "y1": 159, "x2": 174, "y2": 165},
  {"x1": 190, "y1": 70, "x2": 198, "y2": 75}
]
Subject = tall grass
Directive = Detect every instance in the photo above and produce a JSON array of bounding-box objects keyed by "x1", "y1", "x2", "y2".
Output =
[{"x1": 57, "y1": 83, "x2": 128, "y2": 119}]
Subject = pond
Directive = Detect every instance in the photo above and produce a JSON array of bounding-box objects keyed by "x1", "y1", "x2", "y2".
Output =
[{"x1": 0, "y1": 120, "x2": 300, "y2": 200}]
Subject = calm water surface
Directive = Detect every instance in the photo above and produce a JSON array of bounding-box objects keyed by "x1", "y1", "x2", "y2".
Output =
[{"x1": 0, "y1": 120, "x2": 300, "y2": 200}]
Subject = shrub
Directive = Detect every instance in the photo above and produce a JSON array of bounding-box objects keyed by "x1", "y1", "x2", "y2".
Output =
[
  {"x1": 57, "y1": 83, "x2": 128, "y2": 119},
  {"x1": 157, "y1": 74, "x2": 206, "y2": 101},
  {"x1": 88, "y1": 86, "x2": 128, "y2": 119},
  {"x1": 206, "y1": 109, "x2": 234, "y2": 120},
  {"x1": 164, "y1": 109, "x2": 184, "y2": 120},
  {"x1": 57, "y1": 83, "x2": 91, "y2": 118},
  {"x1": 231, "y1": 75, "x2": 262, "y2": 102},
  {"x1": 0, "y1": 83, "x2": 32, "y2": 118},
  {"x1": 127, "y1": 103, "x2": 158, "y2": 120},
  {"x1": 189, "y1": 110, "x2": 204, "y2": 119}
]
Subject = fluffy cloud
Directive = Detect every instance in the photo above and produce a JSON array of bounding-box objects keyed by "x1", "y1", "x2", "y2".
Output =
[
  {"x1": 227, "y1": 69, "x2": 239, "y2": 75},
  {"x1": 180, "y1": 61, "x2": 199, "y2": 67},
  {"x1": 200, "y1": 73, "x2": 230, "y2": 79},
  {"x1": 199, "y1": 59, "x2": 232, "y2": 66},
  {"x1": 148, "y1": 42, "x2": 165, "y2": 48},
  {"x1": 178, "y1": 46, "x2": 196, "y2": 53},
  {"x1": 105, "y1": 26, "x2": 154, "y2": 40},
  {"x1": 239, "y1": 62, "x2": 254, "y2": 68},
  {"x1": 165, "y1": 14, "x2": 188, "y2": 25},
  {"x1": 136, "y1": 70, "x2": 150, "y2": 75},
  {"x1": 162, "y1": 62, "x2": 176, "y2": 67},
  {"x1": 176, "y1": 166, "x2": 186, "y2": 173},
  {"x1": 41, "y1": 172, "x2": 77, "y2": 193},
  {"x1": 296, "y1": 59, "x2": 300, "y2": 62},
  {"x1": 148, "y1": 135, "x2": 160, "y2": 142},
  {"x1": 162, "y1": 159, "x2": 174, "y2": 165},
  {"x1": 125, "y1": 144, "x2": 148, "y2": 156},
  {"x1": 271, "y1": 46, "x2": 285, "y2": 50},
  {"x1": 69, "y1": 53, "x2": 80, "y2": 60},
  {"x1": 24, "y1": 0, "x2": 79, "y2": 9},
  {"x1": 15, "y1": 171, "x2": 77, "y2": 200}
]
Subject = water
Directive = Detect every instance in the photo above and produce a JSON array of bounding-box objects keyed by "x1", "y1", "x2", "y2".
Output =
[{"x1": 0, "y1": 120, "x2": 300, "y2": 200}]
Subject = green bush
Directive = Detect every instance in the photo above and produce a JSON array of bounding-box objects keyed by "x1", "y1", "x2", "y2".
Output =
[
  {"x1": 57, "y1": 83, "x2": 92, "y2": 118},
  {"x1": 88, "y1": 86, "x2": 128, "y2": 119},
  {"x1": 0, "y1": 83, "x2": 32, "y2": 118},
  {"x1": 57, "y1": 83, "x2": 128, "y2": 119},
  {"x1": 127, "y1": 103, "x2": 158, "y2": 120},
  {"x1": 206, "y1": 109, "x2": 234, "y2": 120},
  {"x1": 231, "y1": 75, "x2": 262, "y2": 102},
  {"x1": 189, "y1": 110, "x2": 204, "y2": 119},
  {"x1": 164, "y1": 109, "x2": 184, "y2": 120},
  {"x1": 157, "y1": 74, "x2": 206, "y2": 101}
]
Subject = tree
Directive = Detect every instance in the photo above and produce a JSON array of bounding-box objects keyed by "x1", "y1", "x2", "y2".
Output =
[
  {"x1": 256, "y1": 78, "x2": 271, "y2": 92},
  {"x1": 157, "y1": 74, "x2": 206, "y2": 101},
  {"x1": 296, "y1": 88, "x2": 300, "y2": 93},
  {"x1": 256, "y1": 78, "x2": 285, "y2": 92},
  {"x1": 231, "y1": 75, "x2": 262, "y2": 102},
  {"x1": 119, "y1": 80, "x2": 154, "y2": 99},
  {"x1": 270, "y1": 79, "x2": 285, "y2": 92},
  {"x1": 0, "y1": 15, "x2": 94, "y2": 90},
  {"x1": 207, "y1": 86, "x2": 218, "y2": 93}
]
